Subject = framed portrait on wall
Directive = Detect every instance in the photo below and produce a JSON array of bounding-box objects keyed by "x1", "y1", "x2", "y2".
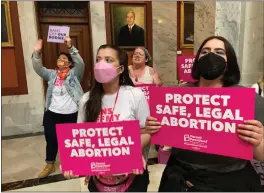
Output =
[
  {"x1": 180, "y1": 1, "x2": 194, "y2": 48},
  {"x1": 105, "y1": 1, "x2": 152, "y2": 50},
  {"x1": 1, "y1": 1, "x2": 14, "y2": 47}
]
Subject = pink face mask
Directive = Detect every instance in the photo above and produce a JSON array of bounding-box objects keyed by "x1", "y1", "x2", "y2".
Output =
[{"x1": 94, "y1": 60, "x2": 121, "y2": 83}]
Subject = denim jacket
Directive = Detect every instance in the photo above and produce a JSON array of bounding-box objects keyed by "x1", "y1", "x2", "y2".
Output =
[{"x1": 31, "y1": 46, "x2": 84, "y2": 111}]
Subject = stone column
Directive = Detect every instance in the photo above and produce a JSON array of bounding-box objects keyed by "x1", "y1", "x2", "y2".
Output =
[
  {"x1": 239, "y1": 1, "x2": 264, "y2": 85},
  {"x1": 193, "y1": 1, "x2": 216, "y2": 53},
  {"x1": 90, "y1": 2, "x2": 107, "y2": 62},
  {"x1": 194, "y1": 1, "x2": 264, "y2": 86},
  {"x1": 152, "y1": 2, "x2": 177, "y2": 86}
]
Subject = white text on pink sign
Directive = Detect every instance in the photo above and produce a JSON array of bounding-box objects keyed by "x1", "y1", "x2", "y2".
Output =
[
  {"x1": 155, "y1": 93, "x2": 244, "y2": 133},
  {"x1": 64, "y1": 126, "x2": 135, "y2": 158}
]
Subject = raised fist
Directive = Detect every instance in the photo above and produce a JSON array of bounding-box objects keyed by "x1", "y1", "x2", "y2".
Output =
[
  {"x1": 64, "y1": 36, "x2": 72, "y2": 48},
  {"x1": 34, "y1": 39, "x2": 43, "y2": 53}
]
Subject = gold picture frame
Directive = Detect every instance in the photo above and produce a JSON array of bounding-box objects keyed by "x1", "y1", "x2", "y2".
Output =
[
  {"x1": 109, "y1": 3, "x2": 147, "y2": 49},
  {"x1": 1, "y1": 1, "x2": 14, "y2": 47},
  {"x1": 180, "y1": 1, "x2": 194, "y2": 49}
]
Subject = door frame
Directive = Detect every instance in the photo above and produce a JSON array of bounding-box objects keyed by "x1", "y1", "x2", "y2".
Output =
[
  {"x1": 176, "y1": 1, "x2": 194, "y2": 56},
  {"x1": 33, "y1": 2, "x2": 94, "y2": 96}
]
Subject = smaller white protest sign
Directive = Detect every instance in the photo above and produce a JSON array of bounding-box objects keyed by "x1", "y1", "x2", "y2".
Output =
[{"x1": 47, "y1": 25, "x2": 70, "y2": 43}]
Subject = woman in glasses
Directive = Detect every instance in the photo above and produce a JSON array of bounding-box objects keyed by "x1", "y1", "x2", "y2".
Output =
[
  {"x1": 32, "y1": 36, "x2": 85, "y2": 178},
  {"x1": 129, "y1": 47, "x2": 163, "y2": 162},
  {"x1": 129, "y1": 47, "x2": 162, "y2": 86}
]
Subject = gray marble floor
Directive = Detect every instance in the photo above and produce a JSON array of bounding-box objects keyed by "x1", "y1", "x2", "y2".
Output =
[
  {"x1": 2, "y1": 135, "x2": 61, "y2": 184},
  {"x1": 12, "y1": 164, "x2": 166, "y2": 192},
  {"x1": 2, "y1": 135, "x2": 162, "y2": 191}
]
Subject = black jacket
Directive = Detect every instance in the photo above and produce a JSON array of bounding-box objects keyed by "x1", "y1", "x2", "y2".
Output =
[
  {"x1": 158, "y1": 155, "x2": 262, "y2": 192},
  {"x1": 117, "y1": 24, "x2": 145, "y2": 47}
]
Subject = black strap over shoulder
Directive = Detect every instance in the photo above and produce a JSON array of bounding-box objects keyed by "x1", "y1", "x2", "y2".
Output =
[{"x1": 257, "y1": 83, "x2": 262, "y2": 95}]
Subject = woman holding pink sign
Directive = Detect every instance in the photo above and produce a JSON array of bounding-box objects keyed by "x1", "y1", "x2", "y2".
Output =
[
  {"x1": 129, "y1": 47, "x2": 163, "y2": 86},
  {"x1": 63, "y1": 45, "x2": 151, "y2": 191},
  {"x1": 145, "y1": 36, "x2": 264, "y2": 191},
  {"x1": 32, "y1": 36, "x2": 85, "y2": 178},
  {"x1": 129, "y1": 47, "x2": 164, "y2": 164}
]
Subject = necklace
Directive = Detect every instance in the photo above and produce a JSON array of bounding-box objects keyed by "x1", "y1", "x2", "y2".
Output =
[{"x1": 133, "y1": 66, "x2": 146, "y2": 82}]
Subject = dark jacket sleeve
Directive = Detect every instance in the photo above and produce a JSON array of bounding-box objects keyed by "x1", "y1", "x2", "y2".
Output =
[
  {"x1": 117, "y1": 26, "x2": 125, "y2": 46},
  {"x1": 139, "y1": 27, "x2": 145, "y2": 46},
  {"x1": 255, "y1": 94, "x2": 264, "y2": 125}
]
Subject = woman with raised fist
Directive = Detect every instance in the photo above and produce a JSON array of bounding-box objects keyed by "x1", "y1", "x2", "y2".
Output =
[{"x1": 32, "y1": 36, "x2": 85, "y2": 178}]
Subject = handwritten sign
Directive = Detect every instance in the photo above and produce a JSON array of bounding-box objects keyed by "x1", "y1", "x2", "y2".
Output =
[
  {"x1": 135, "y1": 84, "x2": 155, "y2": 104},
  {"x1": 149, "y1": 86, "x2": 255, "y2": 160},
  {"x1": 177, "y1": 56, "x2": 196, "y2": 83},
  {"x1": 56, "y1": 120, "x2": 143, "y2": 175},
  {"x1": 47, "y1": 25, "x2": 70, "y2": 43}
]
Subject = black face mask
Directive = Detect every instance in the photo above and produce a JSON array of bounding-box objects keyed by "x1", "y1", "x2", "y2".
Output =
[{"x1": 197, "y1": 52, "x2": 227, "y2": 80}]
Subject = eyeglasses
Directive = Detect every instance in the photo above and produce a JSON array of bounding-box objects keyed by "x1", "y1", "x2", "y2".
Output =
[
  {"x1": 57, "y1": 59, "x2": 68, "y2": 63},
  {"x1": 133, "y1": 52, "x2": 145, "y2": 57}
]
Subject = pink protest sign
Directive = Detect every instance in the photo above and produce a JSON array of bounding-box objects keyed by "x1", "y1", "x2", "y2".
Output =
[
  {"x1": 56, "y1": 120, "x2": 143, "y2": 175},
  {"x1": 47, "y1": 25, "x2": 70, "y2": 43},
  {"x1": 135, "y1": 84, "x2": 155, "y2": 103},
  {"x1": 149, "y1": 86, "x2": 255, "y2": 160},
  {"x1": 177, "y1": 56, "x2": 196, "y2": 82}
]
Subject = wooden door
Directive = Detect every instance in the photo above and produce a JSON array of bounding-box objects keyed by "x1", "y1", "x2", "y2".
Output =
[{"x1": 35, "y1": 2, "x2": 93, "y2": 95}]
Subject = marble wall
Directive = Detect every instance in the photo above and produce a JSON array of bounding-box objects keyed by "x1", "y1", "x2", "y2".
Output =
[
  {"x1": 90, "y1": 2, "x2": 107, "y2": 62},
  {"x1": 215, "y1": 1, "x2": 264, "y2": 85},
  {"x1": 2, "y1": 2, "x2": 45, "y2": 136},
  {"x1": 152, "y1": 2, "x2": 177, "y2": 85},
  {"x1": 194, "y1": 1, "x2": 264, "y2": 86},
  {"x1": 194, "y1": 1, "x2": 216, "y2": 53},
  {"x1": 240, "y1": 1, "x2": 264, "y2": 85},
  {"x1": 215, "y1": 1, "x2": 243, "y2": 56},
  {"x1": 194, "y1": 1, "x2": 243, "y2": 55}
]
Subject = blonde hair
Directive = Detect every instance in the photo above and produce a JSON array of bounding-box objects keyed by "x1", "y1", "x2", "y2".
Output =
[{"x1": 126, "y1": 11, "x2": 135, "y2": 18}]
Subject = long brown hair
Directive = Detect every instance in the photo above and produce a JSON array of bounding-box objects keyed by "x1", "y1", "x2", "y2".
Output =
[{"x1": 84, "y1": 45, "x2": 134, "y2": 122}]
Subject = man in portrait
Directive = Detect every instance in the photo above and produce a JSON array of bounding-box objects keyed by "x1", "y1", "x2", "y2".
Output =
[{"x1": 117, "y1": 11, "x2": 145, "y2": 47}]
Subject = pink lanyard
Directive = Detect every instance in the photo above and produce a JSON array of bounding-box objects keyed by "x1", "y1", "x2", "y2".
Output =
[{"x1": 100, "y1": 88, "x2": 120, "y2": 123}]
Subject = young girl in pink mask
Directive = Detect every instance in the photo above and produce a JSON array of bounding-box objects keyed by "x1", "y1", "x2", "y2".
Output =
[{"x1": 62, "y1": 45, "x2": 151, "y2": 192}]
